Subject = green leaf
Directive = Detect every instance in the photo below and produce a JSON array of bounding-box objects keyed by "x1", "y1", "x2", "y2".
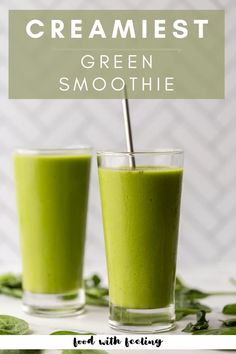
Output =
[
  {"x1": 86, "y1": 294, "x2": 109, "y2": 307},
  {"x1": 175, "y1": 276, "x2": 236, "y2": 301},
  {"x1": 182, "y1": 310, "x2": 208, "y2": 333},
  {"x1": 62, "y1": 351, "x2": 108, "y2": 354},
  {"x1": 180, "y1": 289, "x2": 209, "y2": 300},
  {"x1": 193, "y1": 327, "x2": 236, "y2": 335},
  {"x1": 221, "y1": 318, "x2": 236, "y2": 327},
  {"x1": 0, "y1": 274, "x2": 23, "y2": 299},
  {"x1": 0, "y1": 351, "x2": 41, "y2": 354},
  {"x1": 0, "y1": 273, "x2": 22, "y2": 288},
  {"x1": 175, "y1": 277, "x2": 186, "y2": 291},
  {"x1": 84, "y1": 274, "x2": 109, "y2": 307},
  {"x1": 175, "y1": 278, "x2": 209, "y2": 300},
  {"x1": 175, "y1": 312, "x2": 187, "y2": 321},
  {"x1": 176, "y1": 301, "x2": 211, "y2": 313},
  {"x1": 175, "y1": 296, "x2": 211, "y2": 322},
  {"x1": 223, "y1": 303, "x2": 236, "y2": 315},
  {"x1": 0, "y1": 287, "x2": 23, "y2": 298},
  {"x1": 51, "y1": 331, "x2": 94, "y2": 335},
  {"x1": 175, "y1": 277, "x2": 185, "y2": 287},
  {"x1": 86, "y1": 288, "x2": 108, "y2": 298},
  {"x1": 0, "y1": 272, "x2": 109, "y2": 307},
  {"x1": 175, "y1": 277, "x2": 212, "y2": 322},
  {"x1": 85, "y1": 274, "x2": 101, "y2": 288},
  {"x1": 0, "y1": 315, "x2": 29, "y2": 335}
]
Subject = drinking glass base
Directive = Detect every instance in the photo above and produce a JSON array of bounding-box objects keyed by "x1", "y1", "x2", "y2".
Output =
[
  {"x1": 109, "y1": 303, "x2": 175, "y2": 333},
  {"x1": 23, "y1": 289, "x2": 85, "y2": 317}
]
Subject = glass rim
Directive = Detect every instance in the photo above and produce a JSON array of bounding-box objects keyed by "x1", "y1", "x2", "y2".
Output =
[
  {"x1": 97, "y1": 148, "x2": 184, "y2": 157},
  {"x1": 14, "y1": 146, "x2": 92, "y2": 156}
]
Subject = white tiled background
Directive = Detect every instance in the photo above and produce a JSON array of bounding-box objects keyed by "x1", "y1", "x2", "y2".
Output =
[{"x1": 0, "y1": 0, "x2": 235, "y2": 276}]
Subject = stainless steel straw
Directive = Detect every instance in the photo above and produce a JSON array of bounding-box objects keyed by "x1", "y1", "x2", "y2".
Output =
[{"x1": 122, "y1": 85, "x2": 136, "y2": 168}]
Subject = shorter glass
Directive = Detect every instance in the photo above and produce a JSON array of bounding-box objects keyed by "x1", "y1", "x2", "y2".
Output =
[
  {"x1": 14, "y1": 147, "x2": 91, "y2": 316},
  {"x1": 97, "y1": 150, "x2": 184, "y2": 333}
]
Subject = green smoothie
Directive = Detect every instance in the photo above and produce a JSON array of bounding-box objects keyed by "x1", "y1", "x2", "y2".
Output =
[
  {"x1": 99, "y1": 166, "x2": 183, "y2": 310},
  {"x1": 14, "y1": 152, "x2": 91, "y2": 294}
]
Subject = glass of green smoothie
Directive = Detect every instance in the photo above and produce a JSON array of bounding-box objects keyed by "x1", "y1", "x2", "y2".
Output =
[
  {"x1": 97, "y1": 149, "x2": 183, "y2": 333},
  {"x1": 14, "y1": 147, "x2": 91, "y2": 316}
]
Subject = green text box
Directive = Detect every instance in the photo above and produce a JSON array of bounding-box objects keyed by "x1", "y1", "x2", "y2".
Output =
[{"x1": 9, "y1": 10, "x2": 225, "y2": 99}]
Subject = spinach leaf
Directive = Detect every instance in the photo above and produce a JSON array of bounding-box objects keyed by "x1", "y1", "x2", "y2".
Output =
[
  {"x1": 51, "y1": 330, "x2": 94, "y2": 335},
  {"x1": 176, "y1": 305, "x2": 210, "y2": 321},
  {"x1": 223, "y1": 303, "x2": 236, "y2": 315},
  {"x1": 0, "y1": 272, "x2": 109, "y2": 307},
  {"x1": 0, "y1": 351, "x2": 40, "y2": 354},
  {"x1": 221, "y1": 318, "x2": 236, "y2": 327},
  {"x1": 0, "y1": 273, "x2": 22, "y2": 288},
  {"x1": 182, "y1": 310, "x2": 209, "y2": 333},
  {"x1": 0, "y1": 287, "x2": 23, "y2": 298},
  {"x1": 86, "y1": 288, "x2": 108, "y2": 298},
  {"x1": 176, "y1": 299, "x2": 211, "y2": 314},
  {"x1": 84, "y1": 274, "x2": 101, "y2": 288},
  {"x1": 86, "y1": 294, "x2": 109, "y2": 307},
  {"x1": 180, "y1": 289, "x2": 209, "y2": 300},
  {"x1": 0, "y1": 274, "x2": 23, "y2": 299},
  {"x1": 0, "y1": 315, "x2": 29, "y2": 335},
  {"x1": 175, "y1": 277, "x2": 236, "y2": 300},
  {"x1": 175, "y1": 277, "x2": 209, "y2": 299},
  {"x1": 175, "y1": 289, "x2": 211, "y2": 321},
  {"x1": 62, "y1": 351, "x2": 108, "y2": 354},
  {"x1": 193, "y1": 327, "x2": 236, "y2": 335},
  {"x1": 175, "y1": 277, "x2": 212, "y2": 321},
  {"x1": 85, "y1": 274, "x2": 109, "y2": 307},
  {"x1": 175, "y1": 277, "x2": 186, "y2": 291}
]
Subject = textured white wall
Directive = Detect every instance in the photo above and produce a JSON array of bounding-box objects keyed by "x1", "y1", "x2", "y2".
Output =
[{"x1": 0, "y1": 0, "x2": 235, "y2": 277}]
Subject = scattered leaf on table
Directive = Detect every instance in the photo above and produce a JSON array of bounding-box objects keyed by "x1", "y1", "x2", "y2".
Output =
[{"x1": 0, "y1": 315, "x2": 29, "y2": 335}]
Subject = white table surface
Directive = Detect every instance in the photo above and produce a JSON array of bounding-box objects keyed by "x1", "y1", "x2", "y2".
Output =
[{"x1": 1, "y1": 262, "x2": 236, "y2": 353}]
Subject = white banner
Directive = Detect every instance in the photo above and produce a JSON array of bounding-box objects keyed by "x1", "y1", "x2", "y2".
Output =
[{"x1": 0, "y1": 335, "x2": 236, "y2": 350}]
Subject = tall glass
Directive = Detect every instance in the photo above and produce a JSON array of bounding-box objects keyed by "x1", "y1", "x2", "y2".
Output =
[
  {"x1": 97, "y1": 150, "x2": 183, "y2": 333},
  {"x1": 14, "y1": 148, "x2": 91, "y2": 316}
]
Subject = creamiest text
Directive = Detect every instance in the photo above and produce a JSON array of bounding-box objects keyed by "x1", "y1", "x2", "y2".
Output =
[{"x1": 26, "y1": 18, "x2": 208, "y2": 39}]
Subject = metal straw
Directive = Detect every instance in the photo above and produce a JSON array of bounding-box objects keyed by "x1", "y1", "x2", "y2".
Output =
[{"x1": 122, "y1": 85, "x2": 136, "y2": 168}]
